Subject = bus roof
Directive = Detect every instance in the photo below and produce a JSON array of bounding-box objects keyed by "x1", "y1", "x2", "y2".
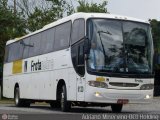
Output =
[{"x1": 6, "y1": 12, "x2": 149, "y2": 45}]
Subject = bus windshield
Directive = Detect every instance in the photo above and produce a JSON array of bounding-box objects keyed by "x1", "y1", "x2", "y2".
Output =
[{"x1": 87, "y1": 19, "x2": 153, "y2": 75}]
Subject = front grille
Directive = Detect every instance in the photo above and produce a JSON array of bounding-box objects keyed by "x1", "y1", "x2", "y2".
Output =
[{"x1": 109, "y1": 82, "x2": 139, "y2": 87}]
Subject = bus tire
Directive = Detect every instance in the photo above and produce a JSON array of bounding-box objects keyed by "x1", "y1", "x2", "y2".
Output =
[
  {"x1": 111, "y1": 104, "x2": 123, "y2": 113},
  {"x1": 50, "y1": 101, "x2": 61, "y2": 108},
  {"x1": 14, "y1": 87, "x2": 30, "y2": 107},
  {"x1": 60, "y1": 85, "x2": 71, "y2": 112},
  {"x1": 14, "y1": 87, "x2": 23, "y2": 107},
  {"x1": 23, "y1": 100, "x2": 30, "y2": 107}
]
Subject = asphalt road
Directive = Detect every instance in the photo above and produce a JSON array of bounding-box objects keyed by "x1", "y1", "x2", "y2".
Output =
[{"x1": 0, "y1": 97, "x2": 160, "y2": 120}]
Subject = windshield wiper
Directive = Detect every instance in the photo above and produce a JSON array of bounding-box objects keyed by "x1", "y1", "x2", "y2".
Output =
[
  {"x1": 97, "y1": 31, "x2": 111, "y2": 62},
  {"x1": 98, "y1": 30, "x2": 112, "y2": 35}
]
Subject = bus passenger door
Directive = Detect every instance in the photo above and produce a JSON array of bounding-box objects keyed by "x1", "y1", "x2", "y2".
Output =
[
  {"x1": 76, "y1": 42, "x2": 85, "y2": 101},
  {"x1": 70, "y1": 18, "x2": 85, "y2": 101}
]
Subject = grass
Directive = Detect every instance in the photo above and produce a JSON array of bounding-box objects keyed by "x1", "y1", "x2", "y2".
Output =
[
  {"x1": 0, "y1": 98, "x2": 14, "y2": 104},
  {"x1": 0, "y1": 98, "x2": 48, "y2": 105}
]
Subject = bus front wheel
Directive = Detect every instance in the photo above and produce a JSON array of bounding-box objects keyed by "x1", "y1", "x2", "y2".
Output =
[
  {"x1": 60, "y1": 85, "x2": 71, "y2": 112},
  {"x1": 111, "y1": 104, "x2": 123, "y2": 113}
]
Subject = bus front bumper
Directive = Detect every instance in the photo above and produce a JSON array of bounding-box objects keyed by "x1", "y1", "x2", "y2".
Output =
[{"x1": 85, "y1": 88, "x2": 153, "y2": 104}]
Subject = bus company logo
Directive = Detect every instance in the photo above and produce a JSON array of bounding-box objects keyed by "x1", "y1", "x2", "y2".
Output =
[
  {"x1": 31, "y1": 59, "x2": 54, "y2": 72},
  {"x1": 135, "y1": 79, "x2": 143, "y2": 83},
  {"x1": 24, "y1": 61, "x2": 28, "y2": 72},
  {"x1": 122, "y1": 83, "x2": 127, "y2": 87},
  {"x1": 2, "y1": 114, "x2": 8, "y2": 120},
  {"x1": 31, "y1": 60, "x2": 42, "y2": 71}
]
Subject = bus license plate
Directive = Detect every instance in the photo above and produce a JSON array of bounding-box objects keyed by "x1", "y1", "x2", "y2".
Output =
[{"x1": 117, "y1": 99, "x2": 129, "y2": 104}]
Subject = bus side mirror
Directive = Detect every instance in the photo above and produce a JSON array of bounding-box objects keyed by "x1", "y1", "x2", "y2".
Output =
[
  {"x1": 84, "y1": 36, "x2": 90, "y2": 60},
  {"x1": 20, "y1": 40, "x2": 25, "y2": 45},
  {"x1": 20, "y1": 40, "x2": 34, "y2": 47}
]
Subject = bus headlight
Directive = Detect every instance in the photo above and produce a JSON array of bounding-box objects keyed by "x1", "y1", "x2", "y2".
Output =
[
  {"x1": 88, "y1": 81, "x2": 108, "y2": 89},
  {"x1": 145, "y1": 95, "x2": 151, "y2": 99},
  {"x1": 140, "y1": 84, "x2": 154, "y2": 90}
]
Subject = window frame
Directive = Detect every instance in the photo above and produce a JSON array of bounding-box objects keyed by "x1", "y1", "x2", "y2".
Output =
[
  {"x1": 86, "y1": 18, "x2": 154, "y2": 78},
  {"x1": 28, "y1": 33, "x2": 42, "y2": 58},
  {"x1": 4, "y1": 20, "x2": 72, "y2": 63},
  {"x1": 71, "y1": 18, "x2": 85, "y2": 45},
  {"x1": 71, "y1": 40, "x2": 85, "y2": 77},
  {"x1": 70, "y1": 18, "x2": 86, "y2": 77},
  {"x1": 53, "y1": 21, "x2": 72, "y2": 51},
  {"x1": 41, "y1": 27, "x2": 55, "y2": 54},
  {"x1": 6, "y1": 40, "x2": 24, "y2": 63}
]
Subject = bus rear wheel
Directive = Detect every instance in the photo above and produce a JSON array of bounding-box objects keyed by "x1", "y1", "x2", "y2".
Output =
[
  {"x1": 60, "y1": 85, "x2": 71, "y2": 112},
  {"x1": 14, "y1": 87, "x2": 30, "y2": 107},
  {"x1": 111, "y1": 104, "x2": 123, "y2": 113},
  {"x1": 50, "y1": 101, "x2": 61, "y2": 108}
]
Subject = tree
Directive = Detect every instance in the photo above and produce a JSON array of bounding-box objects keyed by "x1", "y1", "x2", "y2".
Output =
[
  {"x1": 150, "y1": 19, "x2": 160, "y2": 53},
  {"x1": 16, "y1": 0, "x2": 74, "y2": 32},
  {"x1": 0, "y1": 0, "x2": 26, "y2": 74},
  {"x1": 150, "y1": 19, "x2": 160, "y2": 96},
  {"x1": 149, "y1": 19, "x2": 160, "y2": 70},
  {"x1": 77, "y1": 0, "x2": 108, "y2": 13}
]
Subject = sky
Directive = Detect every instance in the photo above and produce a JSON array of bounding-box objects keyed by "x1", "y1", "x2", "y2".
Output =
[
  {"x1": 8, "y1": 0, "x2": 160, "y2": 21},
  {"x1": 91, "y1": 0, "x2": 160, "y2": 21}
]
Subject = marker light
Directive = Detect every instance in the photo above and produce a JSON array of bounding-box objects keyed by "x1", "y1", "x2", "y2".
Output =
[{"x1": 140, "y1": 84, "x2": 154, "y2": 90}]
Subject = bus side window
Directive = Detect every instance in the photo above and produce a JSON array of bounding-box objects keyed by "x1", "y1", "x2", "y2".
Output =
[
  {"x1": 71, "y1": 45, "x2": 77, "y2": 71},
  {"x1": 54, "y1": 21, "x2": 71, "y2": 51},
  {"x1": 71, "y1": 19, "x2": 85, "y2": 45},
  {"x1": 77, "y1": 42, "x2": 85, "y2": 76},
  {"x1": 23, "y1": 37, "x2": 30, "y2": 59},
  {"x1": 29, "y1": 33, "x2": 42, "y2": 57},
  {"x1": 4, "y1": 46, "x2": 9, "y2": 63},
  {"x1": 41, "y1": 28, "x2": 55, "y2": 54},
  {"x1": 71, "y1": 42, "x2": 85, "y2": 77},
  {"x1": 7, "y1": 41, "x2": 23, "y2": 62}
]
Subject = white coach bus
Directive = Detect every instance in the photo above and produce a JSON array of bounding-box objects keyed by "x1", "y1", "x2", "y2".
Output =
[{"x1": 3, "y1": 13, "x2": 154, "y2": 112}]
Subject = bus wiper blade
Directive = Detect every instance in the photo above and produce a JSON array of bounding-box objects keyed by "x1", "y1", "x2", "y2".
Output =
[
  {"x1": 97, "y1": 69, "x2": 112, "y2": 72},
  {"x1": 98, "y1": 30, "x2": 112, "y2": 35}
]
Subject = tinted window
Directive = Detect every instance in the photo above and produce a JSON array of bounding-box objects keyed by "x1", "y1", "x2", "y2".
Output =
[
  {"x1": 41, "y1": 28, "x2": 55, "y2": 54},
  {"x1": 4, "y1": 46, "x2": 9, "y2": 63},
  {"x1": 79, "y1": 19, "x2": 85, "y2": 40},
  {"x1": 8, "y1": 43, "x2": 18, "y2": 61},
  {"x1": 71, "y1": 20, "x2": 79, "y2": 44},
  {"x1": 78, "y1": 44, "x2": 84, "y2": 65},
  {"x1": 23, "y1": 37, "x2": 30, "y2": 59},
  {"x1": 18, "y1": 41, "x2": 24, "y2": 59},
  {"x1": 54, "y1": 21, "x2": 71, "y2": 51},
  {"x1": 71, "y1": 45, "x2": 77, "y2": 71},
  {"x1": 71, "y1": 19, "x2": 85, "y2": 44},
  {"x1": 29, "y1": 33, "x2": 42, "y2": 57},
  {"x1": 8, "y1": 41, "x2": 23, "y2": 62},
  {"x1": 77, "y1": 42, "x2": 85, "y2": 76},
  {"x1": 71, "y1": 41, "x2": 85, "y2": 77}
]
